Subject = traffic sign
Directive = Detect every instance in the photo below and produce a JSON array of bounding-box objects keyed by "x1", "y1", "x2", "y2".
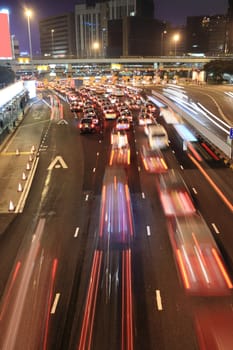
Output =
[{"x1": 230, "y1": 127, "x2": 233, "y2": 139}]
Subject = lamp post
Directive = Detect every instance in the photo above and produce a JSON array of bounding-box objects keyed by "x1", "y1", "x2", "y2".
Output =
[
  {"x1": 25, "y1": 9, "x2": 33, "y2": 76},
  {"x1": 173, "y1": 33, "x2": 180, "y2": 57},
  {"x1": 161, "y1": 30, "x2": 167, "y2": 56},
  {"x1": 51, "y1": 29, "x2": 54, "y2": 56}
]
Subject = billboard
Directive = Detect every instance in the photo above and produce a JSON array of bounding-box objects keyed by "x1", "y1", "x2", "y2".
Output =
[{"x1": 0, "y1": 12, "x2": 12, "y2": 59}]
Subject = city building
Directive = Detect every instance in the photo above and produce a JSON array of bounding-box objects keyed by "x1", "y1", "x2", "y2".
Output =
[
  {"x1": 186, "y1": 15, "x2": 228, "y2": 56},
  {"x1": 226, "y1": 0, "x2": 233, "y2": 53},
  {"x1": 107, "y1": 17, "x2": 165, "y2": 57},
  {"x1": 11, "y1": 35, "x2": 20, "y2": 59},
  {"x1": 75, "y1": 0, "x2": 138, "y2": 58},
  {"x1": 39, "y1": 13, "x2": 76, "y2": 58}
]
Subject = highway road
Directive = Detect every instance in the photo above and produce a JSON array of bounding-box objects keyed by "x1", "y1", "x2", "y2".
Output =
[{"x1": 0, "y1": 83, "x2": 232, "y2": 350}]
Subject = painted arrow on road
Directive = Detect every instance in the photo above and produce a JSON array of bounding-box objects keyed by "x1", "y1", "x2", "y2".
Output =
[{"x1": 47, "y1": 156, "x2": 68, "y2": 170}]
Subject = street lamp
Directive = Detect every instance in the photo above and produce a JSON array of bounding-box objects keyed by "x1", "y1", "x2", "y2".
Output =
[
  {"x1": 93, "y1": 41, "x2": 100, "y2": 57},
  {"x1": 173, "y1": 33, "x2": 180, "y2": 57},
  {"x1": 161, "y1": 30, "x2": 167, "y2": 56},
  {"x1": 25, "y1": 9, "x2": 33, "y2": 76},
  {"x1": 51, "y1": 29, "x2": 55, "y2": 56}
]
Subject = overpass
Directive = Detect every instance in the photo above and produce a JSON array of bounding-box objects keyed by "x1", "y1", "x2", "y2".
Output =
[{"x1": 7, "y1": 55, "x2": 233, "y2": 76}]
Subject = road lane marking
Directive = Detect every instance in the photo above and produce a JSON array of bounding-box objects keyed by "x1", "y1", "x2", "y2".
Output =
[
  {"x1": 142, "y1": 192, "x2": 145, "y2": 199},
  {"x1": 156, "y1": 290, "x2": 163, "y2": 310},
  {"x1": 188, "y1": 153, "x2": 233, "y2": 213},
  {"x1": 192, "y1": 187, "x2": 197, "y2": 194},
  {"x1": 74, "y1": 227, "x2": 80, "y2": 238},
  {"x1": 146, "y1": 225, "x2": 151, "y2": 236},
  {"x1": 93, "y1": 168, "x2": 96, "y2": 173},
  {"x1": 180, "y1": 165, "x2": 184, "y2": 170},
  {"x1": 51, "y1": 293, "x2": 60, "y2": 314},
  {"x1": 47, "y1": 156, "x2": 68, "y2": 170},
  {"x1": 85, "y1": 194, "x2": 89, "y2": 201},
  {"x1": 211, "y1": 223, "x2": 220, "y2": 234}
]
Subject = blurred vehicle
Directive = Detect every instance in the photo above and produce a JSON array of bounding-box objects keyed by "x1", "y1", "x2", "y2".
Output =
[
  {"x1": 98, "y1": 167, "x2": 134, "y2": 244},
  {"x1": 145, "y1": 101, "x2": 157, "y2": 113},
  {"x1": 103, "y1": 107, "x2": 117, "y2": 120},
  {"x1": 120, "y1": 109, "x2": 133, "y2": 123},
  {"x1": 111, "y1": 129, "x2": 128, "y2": 148},
  {"x1": 83, "y1": 107, "x2": 96, "y2": 118},
  {"x1": 147, "y1": 123, "x2": 169, "y2": 150},
  {"x1": 157, "y1": 170, "x2": 196, "y2": 216},
  {"x1": 195, "y1": 306, "x2": 233, "y2": 350},
  {"x1": 144, "y1": 122, "x2": 156, "y2": 136},
  {"x1": 117, "y1": 105, "x2": 129, "y2": 114},
  {"x1": 79, "y1": 117, "x2": 97, "y2": 134},
  {"x1": 113, "y1": 88, "x2": 124, "y2": 97},
  {"x1": 116, "y1": 117, "x2": 130, "y2": 131},
  {"x1": 141, "y1": 146, "x2": 168, "y2": 173},
  {"x1": 109, "y1": 144, "x2": 130, "y2": 166},
  {"x1": 167, "y1": 214, "x2": 233, "y2": 295},
  {"x1": 138, "y1": 111, "x2": 153, "y2": 126}
]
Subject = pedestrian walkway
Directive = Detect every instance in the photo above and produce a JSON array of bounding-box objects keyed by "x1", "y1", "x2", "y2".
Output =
[{"x1": 0, "y1": 97, "x2": 50, "y2": 234}]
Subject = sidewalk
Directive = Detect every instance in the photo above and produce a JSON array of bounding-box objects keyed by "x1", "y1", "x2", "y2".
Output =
[{"x1": 0, "y1": 97, "x2": 50, "y2": 234}]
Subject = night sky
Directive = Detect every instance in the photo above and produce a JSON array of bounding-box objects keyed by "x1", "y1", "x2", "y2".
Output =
[{"x1": 1, "y1": 0, "x2": 229, "y2": 54}]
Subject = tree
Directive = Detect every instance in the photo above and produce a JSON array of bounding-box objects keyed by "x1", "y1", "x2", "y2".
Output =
[
  {"x1": 0, "y1": 65, "x2": 15, "y2": 87},
  {"x1": 203, "y1": 60, "x2": 233, "y2": 83}
]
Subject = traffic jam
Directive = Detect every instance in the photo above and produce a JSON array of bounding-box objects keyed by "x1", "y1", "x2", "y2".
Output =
[{"x1": 50, "y1": 80, "x2": 232, "y2": 350}]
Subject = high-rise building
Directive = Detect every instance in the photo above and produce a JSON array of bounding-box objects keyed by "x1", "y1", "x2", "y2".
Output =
[
  {"x1": 74, "y1": 0, "x2": 155, "y2": 58},
  {"x1": 186, "y1": 15, "x2": 228, "y2": 55},
  {"x1": 226, "y1": 0, "x2": 233, "y2": 52},
  {"x1": 39, "y1": 13, "x2": 76, "y2": 58},
  {"x1": 136, "y1": 0, "x2": 154, "y2": 18}
]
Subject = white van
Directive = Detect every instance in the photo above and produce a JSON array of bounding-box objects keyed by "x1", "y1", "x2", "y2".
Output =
[{"x1": 148, "y1": 124, "x2": 169, "y2": 150}]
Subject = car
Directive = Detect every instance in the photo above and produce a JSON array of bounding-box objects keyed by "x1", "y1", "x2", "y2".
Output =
[
  {"x1": 157, "y1": 170, "x2": 196, "y2": 216},
  {"x1": 83, "y1": 107, "x2": 96, "y2": 117},
  {"x1": 116, "y1": 117, "x2": 130, "y2": 131},
  {"x1": 120, "y1": 109, "x2": 133, "y2": 122},
  {"x1": 111, "y1": 129, "x2": 128, "y2": 148},
  {"x1": 147, "y1": 123, "x2": 169, "y2": 150},
  {"x1": 103, "y1": 107, "x2": 117, "y2": 120},
  {"x1": 98, "y1": 167, "x2": 133, "y2": 243},
  {"x1": 141, "y1": 146, "x2": 168, "y2": 173},
  {"x1": 79, "y1": 117, "x2": 97, "y2": 134},
  {"x1": 138, "y1": 111, "x2": 153, "y2": 126},
  {"x1": 167, "y1": 214, "x2": 233, "y2": 296}
]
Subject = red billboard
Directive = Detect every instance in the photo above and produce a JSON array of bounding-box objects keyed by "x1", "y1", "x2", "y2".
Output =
[{"x1": 0, "y1": 12, "x2": 12, "y2": 59}]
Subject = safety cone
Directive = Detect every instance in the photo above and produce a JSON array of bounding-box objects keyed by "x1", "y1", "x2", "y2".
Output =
[
  {"x1": 16, "y1": 148, "x2": 20, "y2": 156},
  {"x1": 22, "y1": 172, "x2": 27, "y2": 181},
  {"x1": 26, "y1": 162, "x2": 31, "y2": 170},
  {"x1": 31, "y1": 145, "x2": 35, "y2": 153},
  {"x1": 17, "y1": 182, "x2": 23, "y2": 192},
  {"x1": 8, "y1": 200, "x2": 15, "y2": 211},
  {"x1": 28, "y1": 154, "x2": 33, "y2": 162}
]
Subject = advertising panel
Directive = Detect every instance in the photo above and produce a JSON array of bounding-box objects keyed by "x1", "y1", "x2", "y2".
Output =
[{"x1": 0, "y1": 12, "x2": 12, "y2": 59}]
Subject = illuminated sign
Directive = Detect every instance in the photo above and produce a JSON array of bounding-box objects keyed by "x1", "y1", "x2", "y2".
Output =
[
  {"x1": 0, "y1": 11, "x2": 12, "y2": 59},
  {"x1": 111, "y1": 63, "x2": 122, "y2": 70}
]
